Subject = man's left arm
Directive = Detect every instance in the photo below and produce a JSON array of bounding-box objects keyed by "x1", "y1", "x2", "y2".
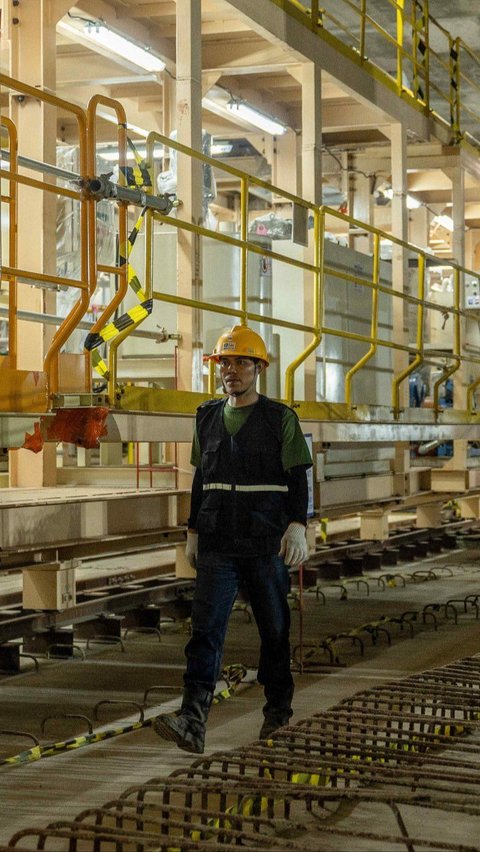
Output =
[
  {"x1": 277, "y1": 408, "x2": 313, "y2": 566},
  {"x1": 278, "y1": 465, "x2": 310, "y2": 566},
  {"x1": 285, "y1": 464, "x2": 309, "y2": 527}
]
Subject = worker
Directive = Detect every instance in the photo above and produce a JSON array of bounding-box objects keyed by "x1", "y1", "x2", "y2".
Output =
[{"x1": 153, "y1": 325, "x2": 313, "y2": 754}]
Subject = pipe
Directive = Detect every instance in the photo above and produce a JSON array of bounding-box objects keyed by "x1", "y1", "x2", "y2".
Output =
[
  {"x1": 392, "y1": 252, "x2": 426, "y2": 418},
  {"x1": 0, "y1": 308, "x2": 170, "y2": 341},
  {"x1": 417, "y1": 440, "x2": 441, "y2": 456},
  {"x1": 284, "y1": 207, "x2": 323, "y2": 407}
]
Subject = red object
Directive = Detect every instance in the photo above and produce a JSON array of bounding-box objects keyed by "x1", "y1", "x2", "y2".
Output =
[
  {"x1": 46, "y1": 407, "x2": 109, "y2": 448},
  {"x1": 22, "y1": 421, "x2": 44, "y2": 453}
]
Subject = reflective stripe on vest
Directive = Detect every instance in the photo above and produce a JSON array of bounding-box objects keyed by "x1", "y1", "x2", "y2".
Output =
[{"x1": 203, "y1": 483, "x2": 288, "y2": 493}]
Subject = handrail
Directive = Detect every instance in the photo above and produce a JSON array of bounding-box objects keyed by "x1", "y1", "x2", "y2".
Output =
[
  {"x1": 2, "y1": 65, "x2": 480, "y2": 419},
  {"x1": 0, "y1": 73, "x2": 89, "y2": 395},
  {"x1": 392, "y1": 251, "x2": 425, "y2": 419},
  {"x1": 84, "y1": 95, "x2": 129, "y2": 396},
  {"x1": 110, "y1": 120, "x2": 480, "y2": 415},
  {"x1": 271, "y1": 0, "x2": 480, "y2": 146},
  {"x1": 284, "y1": 208, "x2": 323, "y2": 407},
  {"x1": 432, "y1": 268, "x2": 461, "y2": 415},
  {"x1": 344, "y1": 232, "x2": 379, "y2": 410},
  {"x1": 0, "y1": 116, "x2": 18, "y2": 368},
  {"x1": 240, "y1": 174, "x2": 249, "y2": 324},
  {"x1": 106, "y1": 133, "x2": 155, "y2": 401}
]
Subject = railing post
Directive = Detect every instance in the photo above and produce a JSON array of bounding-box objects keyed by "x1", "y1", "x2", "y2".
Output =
[
  {"x1": 412, "y1": 0, "x2": 429, "y2": 106},
  {"x1": 449, "y1": 35, "x2": 461, "y2": 141},
  {"x1": 396, "y1": 0, "x2": 405, "y2": 94},
  {"x1": 240, "y1": 175, "x2": 249, "y2": 324},
  {"x1": 0, "y1": 117, "x2": 18, "y2": 369},
  {"x1": 359, "y1": 0, "x2": 367, "y2": 61},
  {"x1": 344, "y1": 232, "x2": 379, "y2": 409},
  {"x1": 392, "y1": 252, "x2": 425, "y2": 419}
]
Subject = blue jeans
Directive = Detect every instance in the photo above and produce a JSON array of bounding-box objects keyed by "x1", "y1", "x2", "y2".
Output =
[{"x1": 184, "y1": 552, "x2": 294, "y2": 712}]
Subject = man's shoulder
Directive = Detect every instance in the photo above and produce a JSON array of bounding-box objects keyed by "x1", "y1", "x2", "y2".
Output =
[
  {"x1": 196, "y1": 397, "x2": 224, "y2": 422},
  {"x1": 198, "y1": 397, "x2": 224, "y2": 411},
  {"x1": 260, "y1": 396, "x2": 298, "y2": 420}
]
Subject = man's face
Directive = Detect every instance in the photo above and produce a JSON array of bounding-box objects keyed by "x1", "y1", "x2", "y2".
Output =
[{"x1": 218, "y1": 356, "x2": 261, "y2": 398}]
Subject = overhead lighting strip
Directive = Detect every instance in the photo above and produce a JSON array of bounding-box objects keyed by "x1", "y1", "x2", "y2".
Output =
[
  {"x1": 58, "y1": 19, "x2": 165, "y2": 74},
  {"x1": 226, "y1": 99, "x2": 287, "y2": 136},
  {"x1": 84, "y1": 23, "x2": 166, "y2": 73}
]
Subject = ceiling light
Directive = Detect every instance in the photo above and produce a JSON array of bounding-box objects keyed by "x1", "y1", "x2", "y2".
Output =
[
  {"x1": 406, "y1": 194, "x2": 421, "y2": 209},
  {"x1": 58, "y1": 20, "x2": 165, "y2": 73},
  {"x1": 226, "y1": 99, "x2": 287, "y2": 136},
  {"x1": 210, "y1": 142, "x2": 234, "y2": 156},
  {"x1": 374, "y1": 185, "x2": 421, "y2": 210},
  {"x1": 96, "y1": 110, "x2": 150, "y2": 138},
  {"x1": 98, "y1": 144, "x2": 164, "y2": 162},
  {"x1": 84, "y1": 23, "x2": 166, "y2": 72}
]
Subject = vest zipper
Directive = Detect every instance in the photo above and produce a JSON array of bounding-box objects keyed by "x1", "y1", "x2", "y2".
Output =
[{"x1": 230, "y1": 435, "x2": 237, "y2": 540}]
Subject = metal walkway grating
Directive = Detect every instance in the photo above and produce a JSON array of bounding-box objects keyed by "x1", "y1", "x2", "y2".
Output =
[{"x1": 3, "y1": 656, "x2": 480, "y2": 850}]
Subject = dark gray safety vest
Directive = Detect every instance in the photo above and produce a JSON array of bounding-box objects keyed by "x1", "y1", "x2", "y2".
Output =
[{"x1": 196, "y1": 395, "x2": 289, "y2": 556}]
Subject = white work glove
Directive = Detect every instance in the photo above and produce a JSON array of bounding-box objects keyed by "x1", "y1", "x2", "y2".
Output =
[
  {"x1": 278, "y1": 522, "x2": 309, "y2": 567},
  {"x1": 185, "y1": 530, "x2": 199, "y2": 569}
]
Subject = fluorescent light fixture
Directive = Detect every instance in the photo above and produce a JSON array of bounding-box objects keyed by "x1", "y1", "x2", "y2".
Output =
[
  {"x1": 210, "y1": 141, "x2": 233, "y2": 156},
  {"x1": 83, "y1": 23, "x2": 165, "y2": 72},
  {"x1": 432, "y1": 214, "x2": 454, "y2": 232},
  {"x1": 406, "y1": 194, "x2": 421, "y2": 209},
  {"x1": 98, "y1": 144, "x2": 164, "y2": 162},
  {"x1": 96, "y1": 109, "x2": 150, "y2": 138},
  {"x1": 382, "y1": 187, "x2": 421, "y2": 209},
  {"x1": 226, "y1": 99, "x2": 287, "y2": 136}
]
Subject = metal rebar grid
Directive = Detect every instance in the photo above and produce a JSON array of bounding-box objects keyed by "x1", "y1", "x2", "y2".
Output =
[{"x1": 4, "y1": 656, "x2": 480, "y2": 851}]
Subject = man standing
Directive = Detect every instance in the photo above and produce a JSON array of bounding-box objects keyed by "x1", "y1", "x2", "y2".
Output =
[{"x1": 153, "y1": 325, "x2": 312, "y2": 753}]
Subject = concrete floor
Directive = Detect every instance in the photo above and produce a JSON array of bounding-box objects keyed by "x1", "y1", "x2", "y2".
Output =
[{"x1": 0, "y1": 544, "x2": 480, "y2": 848}]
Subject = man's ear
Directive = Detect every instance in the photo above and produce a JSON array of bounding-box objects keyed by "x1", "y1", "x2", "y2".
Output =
[{"x1": 255, "y1": 361, "x2": 265, "y2": 376}]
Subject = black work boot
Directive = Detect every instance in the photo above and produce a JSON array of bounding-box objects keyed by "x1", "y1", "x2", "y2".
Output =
[
  {"x1": 153, "y1": 686, "x2": 213, "y2": 754},
  {"x1": 259, "y1": 686, "x2": 293, "y2": 740},
  {"x1": 259, "y1": 709, "x2": 292, "y2": 740}
]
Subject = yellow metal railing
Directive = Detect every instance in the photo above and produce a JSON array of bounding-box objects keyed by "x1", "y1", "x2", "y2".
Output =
[
  {"x1": 86, "y1": 95, "x2": 128, "y2": 395},
  {"x1": 2, "y1": 74, "x2": 480, "y2": 420},
  {"x1": 108, "y1": 123, "x2": 480, "y2": 418},
  {"x1": 0, "y1": 115, "x2": 18, "y2": 369},
  {"x1": 275, "y1": 0, "x2": 480, "y2": 145},
  {"x1": 0, "y1": 73, "x2": 89, "y2": 398}
]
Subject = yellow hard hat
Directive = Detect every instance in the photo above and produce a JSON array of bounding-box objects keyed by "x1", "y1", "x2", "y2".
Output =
[{"x1": 207, "y1": 325, "x2": 269, "y2": 365}]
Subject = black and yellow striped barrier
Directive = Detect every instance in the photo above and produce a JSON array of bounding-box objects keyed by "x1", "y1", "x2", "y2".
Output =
[
  {"x1": 85, "y1": 137, "x2": 154, "y2": 379},
  {"x1": 0, "y1": 664, "x2": 249, "y2": 768}
]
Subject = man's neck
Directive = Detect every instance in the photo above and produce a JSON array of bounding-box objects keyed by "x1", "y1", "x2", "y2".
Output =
[{"x1": 227, "y1": 390, "x2": 259, "y2": 408}]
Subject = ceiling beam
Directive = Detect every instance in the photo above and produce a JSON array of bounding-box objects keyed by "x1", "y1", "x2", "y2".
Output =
[
  {"x1": 117, "y1": 1, "x2": 176, "y2": 16},
  {"x1": 322, "y1": 101, "x2": 391, "y2": 132},
  {"x1": 158, "y1": 19, "x2": 252, "y2": 38},
  {"x1": 203, "y1": 39, "x2": 299, "y2": 74}
]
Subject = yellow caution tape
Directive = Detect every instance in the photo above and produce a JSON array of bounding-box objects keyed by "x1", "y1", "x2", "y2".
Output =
[
  {"x1": 85, "y1": 135, "x2": 153, "y2": 378},
  {"x1": 0, "y1": 720, "x2": 147, "y2": 767},
  {"x1": 0, "y1": 664, "x2": 249, "y2": 769},
  {"x1": 120, "y1": 136, "x2": 153, "y2": 190}
]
